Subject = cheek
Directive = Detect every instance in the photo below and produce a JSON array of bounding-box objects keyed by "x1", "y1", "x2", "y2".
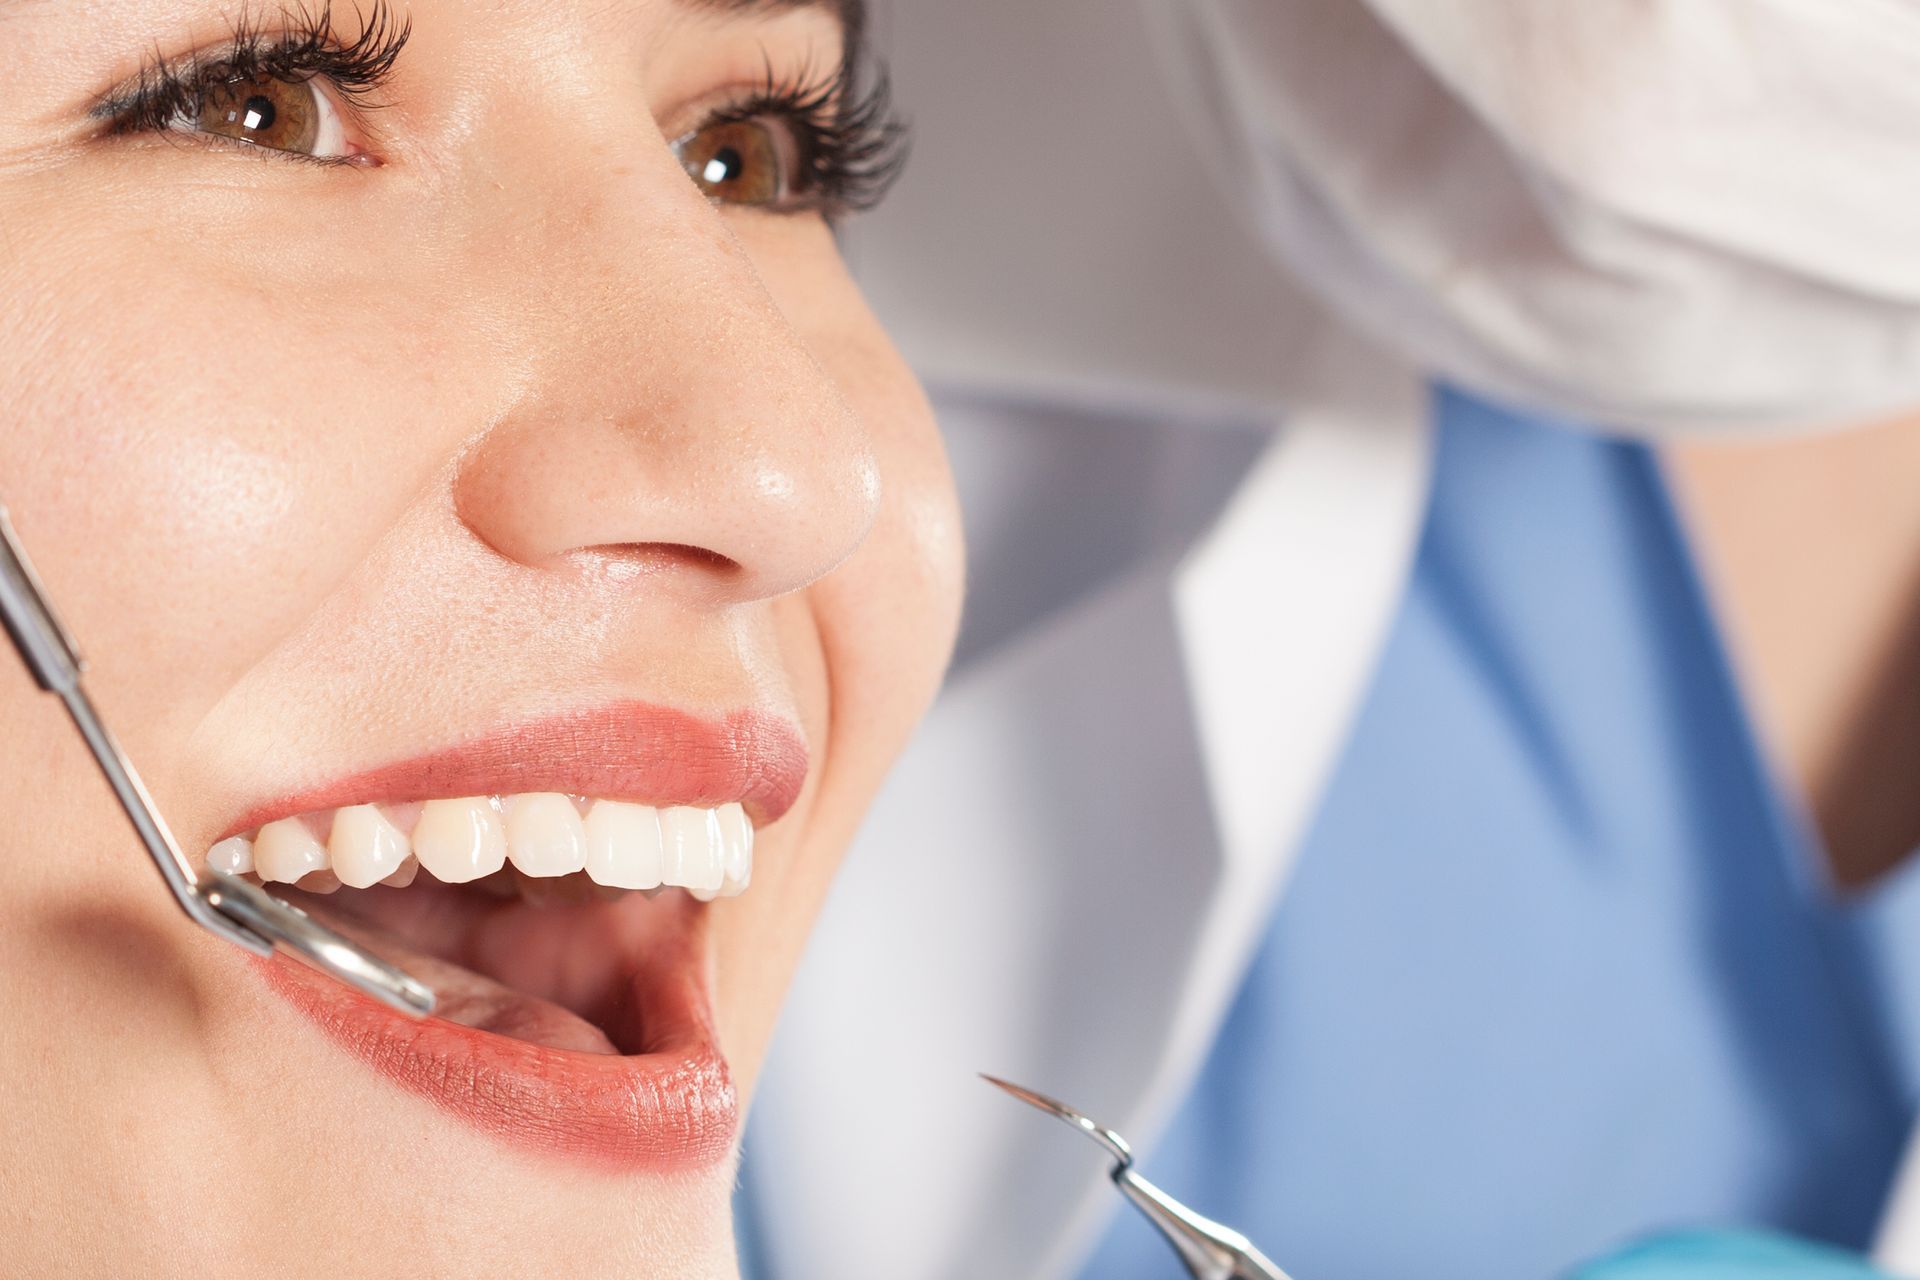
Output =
[
  {"x1": 732, "y1": 216, "x2": 966, "y2": 726},
  {"x1": 807, "y1": 341, "x2": 964, "y2": 825},
  {"x1": 757, "y1": 220, "x2": 965, "y2": 797},
  {"x1": 711, "y1": 365, "x2": 959, "y2": 1079},
  {"x1": 0, "y1": 192, "x2": 459, "y2": 720},
  {"x1": 707, "y1": 220, "x2": 963, "y2": 1069}
]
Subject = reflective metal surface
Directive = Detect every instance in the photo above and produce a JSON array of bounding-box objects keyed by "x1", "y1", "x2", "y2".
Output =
[
  {"x1": 984, "y1": 1074, "x2": 1291, "y2": 1280},
  {"x1": 206, "y1": 872, "x2": 435, "y2": 1015},
  {"x1": 0, "y1": 502, "x2": 435, "y2": 1017},
  {"x1": 980, "y1": 1074, "x2": 1135, "y2": 1168}
]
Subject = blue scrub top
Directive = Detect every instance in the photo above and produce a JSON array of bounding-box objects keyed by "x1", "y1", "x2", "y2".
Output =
[{"x1": 1077, "y1": 387, "x2": 1920, "y2": 1278}]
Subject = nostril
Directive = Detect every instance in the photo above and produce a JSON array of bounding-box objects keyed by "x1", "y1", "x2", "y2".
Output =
[{"x1": 564, "y1": 543, "x2": 744, "y2": 581}]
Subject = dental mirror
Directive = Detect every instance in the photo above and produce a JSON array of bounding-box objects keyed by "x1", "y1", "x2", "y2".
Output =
[{"x1": 0, "y1": 502, "x2": 435, "y2": 1016}]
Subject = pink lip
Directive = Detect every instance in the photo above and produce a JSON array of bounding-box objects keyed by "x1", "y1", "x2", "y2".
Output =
[
  {"x1": 225, "y1": 701, "x2": 808, "y2": 837},
  {"x1": 231, "y1": 700, "x2": 801, "y2": 1168},
  {"x1": 263, "y1": 933, "x2": 739, "y2": 1171}
]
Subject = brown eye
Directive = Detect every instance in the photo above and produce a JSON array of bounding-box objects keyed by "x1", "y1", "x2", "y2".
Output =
[
  {"x1": 674, "y1": 119, "x2": 791, "y2": 208},
  {"x1": 195, "y1": 73, "x2": 346, "y2": 158}
]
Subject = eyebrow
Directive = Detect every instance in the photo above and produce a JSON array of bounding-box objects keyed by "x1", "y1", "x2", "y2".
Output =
[{"x1": 684, "y1": 0, "x2": 869, "y2": 61}]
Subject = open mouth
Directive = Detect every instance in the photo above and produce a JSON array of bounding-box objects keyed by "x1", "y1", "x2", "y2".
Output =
[
  {"x1": 216, "y1": 792, "x2": 750, "y2": 1055},
  {"x1": 213, "y1": 703, "x2": 805, "y2": 1169}
]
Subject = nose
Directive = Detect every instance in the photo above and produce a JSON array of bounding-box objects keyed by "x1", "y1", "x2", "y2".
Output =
[{"x1": 451, "y1": 162, "x2": 880, "y2": 605}]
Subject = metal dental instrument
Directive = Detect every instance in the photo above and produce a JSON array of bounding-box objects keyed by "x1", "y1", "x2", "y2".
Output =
[
  {"x1": 0, "y1": 503, "x2": 435, "y2": 1017},
  {"x1": 984, "y1": 1075, "x2": 1291, "y2": 1280}
]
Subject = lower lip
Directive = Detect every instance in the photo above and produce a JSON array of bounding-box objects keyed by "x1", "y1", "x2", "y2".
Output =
[{"x1": 262, "y1": 949, "x2": 738, "y2": 1171}]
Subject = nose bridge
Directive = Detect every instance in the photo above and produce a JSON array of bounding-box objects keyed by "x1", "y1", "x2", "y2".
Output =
[{"x1": 452, "y1": 131, "x2": 880, "y2": 603}]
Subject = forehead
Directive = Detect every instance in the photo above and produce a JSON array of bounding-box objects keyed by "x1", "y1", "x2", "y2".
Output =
[
  {"x1": 0, "y1": 0, "x2": 868, "y2": 31},
  {"x1": 0, "y1": 0, "x2": 875, "y2": 98},
  {"x1": 692, "y1": 0, "x2": 856, "y2": 18},
  {"x1": 686, "y1": 0, "x2": 868, "y2": 56}
]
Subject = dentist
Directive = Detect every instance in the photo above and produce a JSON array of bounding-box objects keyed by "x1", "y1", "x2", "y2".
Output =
[{"x1": 743, "y1": 2, "x2": 1920, "y2": 1277}]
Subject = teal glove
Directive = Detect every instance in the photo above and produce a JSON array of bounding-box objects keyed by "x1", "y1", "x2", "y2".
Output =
[{"x1": 1573, "y1": 1231, "x2": 1891, "y2": 1278}]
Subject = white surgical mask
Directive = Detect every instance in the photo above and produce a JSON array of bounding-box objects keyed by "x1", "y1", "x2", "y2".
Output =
[{"x1": 1146, "y1": 0, "x2": 1920, "y2": 436}]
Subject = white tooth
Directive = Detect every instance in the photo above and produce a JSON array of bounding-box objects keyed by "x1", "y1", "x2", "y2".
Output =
[
  {"x1": 716, "y1": 802, "x2": 753, "y2": 898},
  {"x1": 328, "y1": 804, "x2": 410, "y2": 889},
  {"x1": 255, "y1": 818, "x2": 328, "y2": 884},
  {"x1": 411, "y1": 797, "x2": 507, "y2": 884},
  {"x1": 381, "y1": 856, "x2": 420, "y2": 888},
  {"x1": 504, "y1": 793, "x2": 587, "y2": 878},
  {"x1": 584, "y1": 801, "x2": 664, "y2": 891},
  {"x1": 659, "y1": 806, "x2": 724, "y2": 892},
  {"x1": 207, "y1": 836, "x2": 254, "y2": 877},
  {"x1": 588, "y1": 878, "x2": 631, "y2": 903}
]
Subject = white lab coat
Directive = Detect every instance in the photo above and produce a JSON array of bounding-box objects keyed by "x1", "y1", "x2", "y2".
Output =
[{"x1": 746, "y1": 0, "x2": 1920, "y2": 1275}]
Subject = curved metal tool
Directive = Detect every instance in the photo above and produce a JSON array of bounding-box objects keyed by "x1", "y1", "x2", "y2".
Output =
[
  {"x1": 0, "y1": 503, "x2": 434, "y2": 1017},
  {"x1": 983, "y1": 1074, "x2": 1291, "y2": 1280}
]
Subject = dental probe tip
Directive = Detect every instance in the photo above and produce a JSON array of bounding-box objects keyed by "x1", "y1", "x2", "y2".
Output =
[
  {"x1": 980, "y1": 1074, "x2": 1133, "y2": 1168},
  {"x1": 984, "y1": 1075, "x2": 1294, "y2": 1280}
]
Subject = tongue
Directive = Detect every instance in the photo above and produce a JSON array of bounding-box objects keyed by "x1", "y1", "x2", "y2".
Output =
[
  {"x1": 387, "y1": 947, "x2": 622, "y2": 1055},
  {"x1": 286, "y1": 889, "x2": 627, "y2": 1055}
]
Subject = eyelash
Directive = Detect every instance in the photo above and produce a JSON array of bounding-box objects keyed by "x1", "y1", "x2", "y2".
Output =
[
  {"x1": 88, "y1": 0, "x2": 910, "y2": 217},
  {"x1": 709, "y1": 56, "x2": 909, "y2": 218},
  {"x1": 91, "y1": 1, "x2": 407, "y2": 168}
]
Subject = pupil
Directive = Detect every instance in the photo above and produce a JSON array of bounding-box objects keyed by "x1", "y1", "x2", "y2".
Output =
[
  {"x1": 238, "y1": 95, "x2": 276, "y2": 133},
  {"x1": 702, "y1": 146, "x2": 743, "y2": 186}
]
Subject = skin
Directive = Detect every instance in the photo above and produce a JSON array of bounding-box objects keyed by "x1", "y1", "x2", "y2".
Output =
[
  {"x1": 1667, "y1": 414, "x2": 1920, "y2": 889},
  {"x1": 0, "y1": 1, "x2": 963, "y2": 1275}
]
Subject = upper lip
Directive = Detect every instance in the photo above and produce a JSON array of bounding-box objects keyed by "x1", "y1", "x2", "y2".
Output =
[{"x1": 220, "y1": 700, "x2": 809, "y2": 839}]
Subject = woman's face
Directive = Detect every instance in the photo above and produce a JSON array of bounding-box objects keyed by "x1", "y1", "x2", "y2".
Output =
[{"x1": 0, "y1": 2, "x2": 961, "y2": 1274}]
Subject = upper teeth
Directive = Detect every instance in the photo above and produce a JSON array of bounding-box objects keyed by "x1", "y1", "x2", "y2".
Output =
[{"x1": 206, "y1": 795, "x2": 754, "y2": 900}]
